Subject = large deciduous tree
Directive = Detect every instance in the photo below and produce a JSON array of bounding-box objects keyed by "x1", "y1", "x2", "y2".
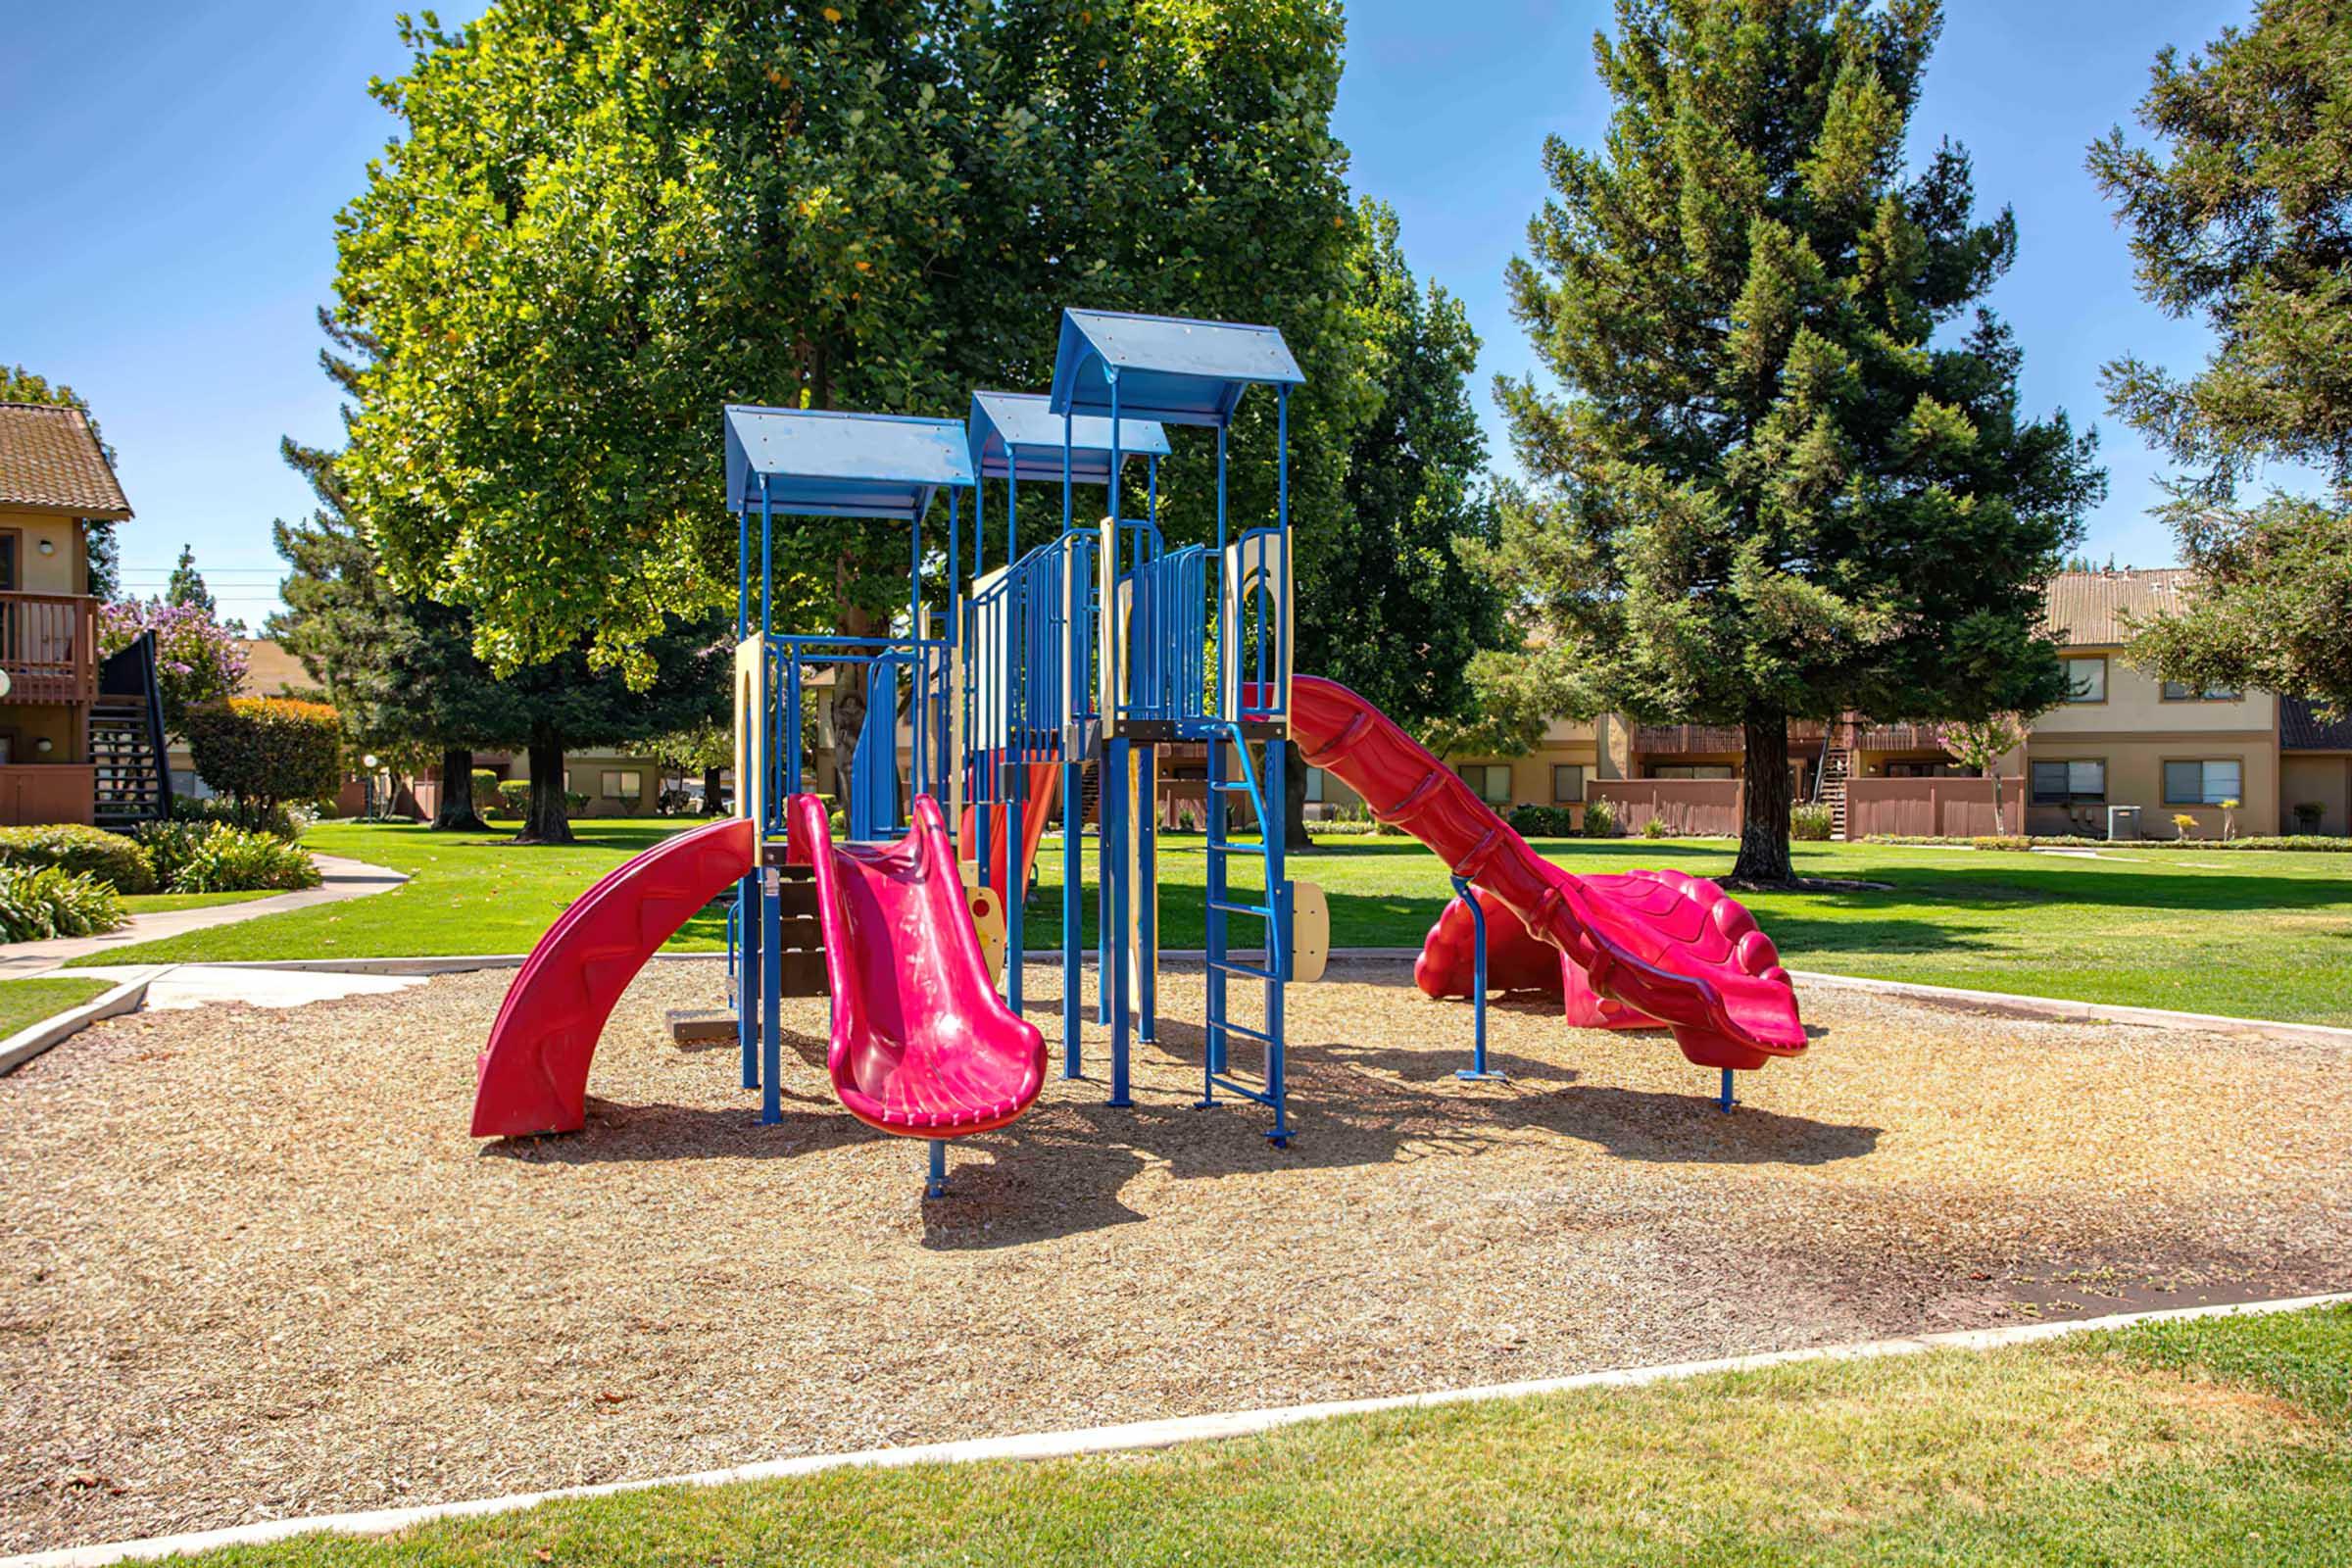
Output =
[
  {"x1": 2088, "y1": 0, "x2": 2352, "y2": 715},
  {"x1": 1477, "y1": 0, "x2": 2103, "y2": 882},
  {"x1": 330, "y1": 0, "x2": 1365, "y2": 802},
  {"x1": 1283, "y1": 199, "x2": 1507, "y2": 840}
]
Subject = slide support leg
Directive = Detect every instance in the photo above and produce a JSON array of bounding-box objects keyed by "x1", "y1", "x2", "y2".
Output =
[
  {"x1": 1106, "y1": 736, "x2": 1133, "y2": 1108},
  {"x1": 1137, "y1": 742, "x2": 1156, "y2": 1045},
  {"x1": 924, "y1": 1139, "x2": 949, "y2": 1200},
  {"x1": 1718, "y1": 1068, "x2": 1737, "y2": 1113},
  {"x1": 738, "y1": 870, "x2": 760, "y2": 1090},
  {"x1": 1451, "y1": 875, "x2": 1506, "y2": 1083}
]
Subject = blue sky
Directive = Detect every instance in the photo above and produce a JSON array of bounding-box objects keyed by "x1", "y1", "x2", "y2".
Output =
[{"x1": 1, "y1": 0, "x2": 2258, "y2": 626}]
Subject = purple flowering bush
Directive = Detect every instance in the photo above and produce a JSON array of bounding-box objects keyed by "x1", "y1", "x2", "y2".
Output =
[{"x1": 99, "y1": 599, "x2": 249, "y2": 731}]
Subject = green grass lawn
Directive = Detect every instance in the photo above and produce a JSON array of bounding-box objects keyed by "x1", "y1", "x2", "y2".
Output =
[
  {"x1": 67, "y1": 819, "x2": 2352, "y2": 1025},
  {"x1": 0, "y1": 976, "x2": 115, "y2": 1036},
  {"x1": 118, "y1": 890, "x2": 277, "y2": 916},
  {"x1": 1020, "y1": 831, "x2": 2352, "y2": 1025},
  {"x1": 161, "y1": 1303, "x2": 2352, "y2": 1566},
  {"x1": 66, "y1": 818, "x2": 715, "y2": 967}
]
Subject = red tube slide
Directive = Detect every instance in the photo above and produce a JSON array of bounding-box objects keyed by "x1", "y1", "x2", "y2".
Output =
[
  {"x1": 1291, "y1": 675, "x2": 1805, "y2": 1070},
  {"x1": 796, "y1": 793, "x2": 1047, "y2": 1137},
  {"x1": 471, "y1": 816, "x2": 757, "y2": 1138}
]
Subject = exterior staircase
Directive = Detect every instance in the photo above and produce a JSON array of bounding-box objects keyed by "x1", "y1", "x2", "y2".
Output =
[
  {"x1": 92, "y1": 633, "x2": 170, "y2": 829},
  {"x1": 1815, "y1": 743, "x2": 1852, "y2": 841}
]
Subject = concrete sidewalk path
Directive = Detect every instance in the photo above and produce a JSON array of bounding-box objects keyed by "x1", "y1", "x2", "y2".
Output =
[
  {"x1": 64, "y1": 961, "x2": 429, "y2": 1010},
  {"x1": 0, "y1": 855, "x2": 407, "y2": 978}
]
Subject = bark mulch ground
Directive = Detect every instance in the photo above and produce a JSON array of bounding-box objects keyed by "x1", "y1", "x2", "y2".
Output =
[{"x1": 4, "y1": 959, "x2": 2348, "y2": 1553}]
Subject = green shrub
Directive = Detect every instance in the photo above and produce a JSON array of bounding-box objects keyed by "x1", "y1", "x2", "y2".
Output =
[
  {"x1": 566, "y1": 790, "x2": 591, "y2": 816},
  {"x1": 1506, "y1": 805, "x2": 1578, "y2": 838},
  {"x1": 470, "y1": 768, "x2": 501, "y2": 805},
  {"x1": 1582, "y1": 798, "x2": 1618, "y2": 838},
  {"x1": 170, "y1": 793, "x2": 309, "y2": 839},
  {"x1": 133, "y1": 820, "x2": 320, "y2": 894},
  {"x1": 1968, "y1": 834, "x2": 2033, "y2": 852},
  {"x1": 183, "y1": 698, "x2": 343, "y2": 813},
  {"x1": 496, "y1": 781, "x2": 530, "y2": 814},
  {"x1": 1790, "y1": 803, "x2": 1836, "y2": 842},
  {"x1": 0, "y1": 863, "x2": 125, "y2": 942},
  {"x1": 0, "y1": 824, "x2": 158, "y2": 894},
  {"x1": 1641, "y1": 814, "x2": 1671, "y2": 839}
]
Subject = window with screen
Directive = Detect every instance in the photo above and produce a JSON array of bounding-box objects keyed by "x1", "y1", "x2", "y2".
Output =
[
  {"x1": 2031, "y1": 760, "x2": 2105, "y2": 805},
  {"x1": 2163, "y1": 759, "x2": 2241, "y2": 805},
  {"x1": 2161, "y1": 680, "x2": 2241, "y2": 702},
  {"x1": 602, "y1": 769, "x2": 642, "y2": 800},
  {"x1": 1304, "y1": 767, "x2": 1325, "y2": 804},
  {"x1": 1455, "y1": 763, "x2": 1511, "y2": 805},
  {"x1": 2062, "y1": 657, "x2": 2106, "y2": 704},
  {"x1": 1551, "y1": 764, "x2": 1586, "y2": 803}
]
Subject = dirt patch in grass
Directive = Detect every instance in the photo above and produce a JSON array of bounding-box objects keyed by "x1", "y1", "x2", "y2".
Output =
[{"x1": 3, "y1": 960, "x2": 2348, "y2": 1552}]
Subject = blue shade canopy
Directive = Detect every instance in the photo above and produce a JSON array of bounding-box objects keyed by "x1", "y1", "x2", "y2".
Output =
[
  {"x1": 724, "y1": 406, "x2": 973, "y2": 521},
  {"x1": 1048, "y1": 309, "x2": 1305, "y2": 428},
  {"x1": 967, "y1": 391, "x2": 1171, "y2": 484}
]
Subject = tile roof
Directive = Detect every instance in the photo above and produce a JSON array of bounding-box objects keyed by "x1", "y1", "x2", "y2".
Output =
[
  {"x1": 0, "y1": 402, "x2": 133, "y2": 519},
  {"x1": 2281, "y1": 696, "x2": 2352, "y2": 752},
  {"x1": 2040, "y1": 567, "x2": 2195, "y2": 646}
]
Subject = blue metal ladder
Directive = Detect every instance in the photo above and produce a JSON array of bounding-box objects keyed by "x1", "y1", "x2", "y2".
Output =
[{"x1": 1200, "y1": 719, "x2": 1291, "y2": 1145}]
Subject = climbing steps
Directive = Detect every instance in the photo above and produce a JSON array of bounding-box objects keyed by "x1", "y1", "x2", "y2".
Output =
[{"x1": 1200, "y1": 719, "x2": 1293, "y2": 1144}]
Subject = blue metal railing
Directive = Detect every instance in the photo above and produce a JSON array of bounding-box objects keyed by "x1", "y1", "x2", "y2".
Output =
[{"x1": 760, "y1": 632, "x2": 949, "y2": 842}]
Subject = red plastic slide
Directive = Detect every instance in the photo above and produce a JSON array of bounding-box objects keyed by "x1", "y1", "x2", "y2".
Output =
[
  {"x1": 957, "y1": 759, "x2": 1061, "y2": 907},
  {"x1": 1291, "y1": 675, "x2": 1805, "y2": 1070},
  {"x1": 796, "y1": 793, "x2": 1048, "y2": 1137},
  {"x1": 471, "y1": 816, "x2": 757, "y2": 1138}
]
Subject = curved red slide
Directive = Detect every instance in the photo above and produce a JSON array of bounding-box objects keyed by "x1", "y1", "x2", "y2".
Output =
[
  {"x1": 796, "y1": 793, "x2": 1047, "y2": 1137},
  {"x1": 472, "y1": 816, "x2": 757, "y2": 1138},
  {"x1": 1291, "y1": 675, "x2": 1805, "y2": 1070}
]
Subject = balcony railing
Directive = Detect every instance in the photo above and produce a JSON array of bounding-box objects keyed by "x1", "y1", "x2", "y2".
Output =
[
  {"x1": 0, "y1": 591, "x2": 97, "y2": 705},
  {"x1": 1634, "y1": 717, "x2": 1947, "y2": 756}
]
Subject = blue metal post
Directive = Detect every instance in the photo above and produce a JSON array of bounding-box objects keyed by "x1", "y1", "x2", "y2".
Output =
[
  {"x1": 1106, "y1": 734, "x2": 1132, "y2": 1106},
  {"x1": 1452, "y1": 876, "x2": 1505, "y2": 1082},
  {"x1": 737, "y1": 485, "x2": 751, "y2": 642},
  {"x1": 760, "y1": 864, "x2": 782, "y2": 1124},
  {"x1": 925, "y1": 1139, "x2": 948, "y2": 1200},
  {"x1": 760, "y1": 475, "x2": 774, "y2": 640},
  {"x1": 1202, "y1": 732, "x2": 1228, "y2": 1087},
  {"x1": 738, "y1": 870, "x2": 760, "y2": 1090},
  {"x1": 1137, "y1": 741, "x2": 1156, "y2": 1044},
  {"x1": 1005, "y1": 609, "x2": 1026, "y2": 1014},
  {"x1": 1264, "y1": 736, "x2": 1289, "y2": 1146},
  {"x1": 1719, "y1": 1068, "x2": 1737, "y2": 1113}
]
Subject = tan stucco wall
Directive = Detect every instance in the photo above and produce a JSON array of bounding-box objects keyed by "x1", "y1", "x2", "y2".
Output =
[
  {"x1": 2282, "y1": 755, "x2": 2352, "y2": 837},
  {"x1": 0, "y1": 704, "x2": 82, "y2": 764},
  {"x1": 507, "y1": 749, "x2": 662, "y2": 815},
  {"x1": 0, "y1": 510, "x2": 86, "y2": 596},
  {"x1": 2034, "y1": 646, "x2": 2278, "y2": 737},
  {"x1": 2026, "y1": 734, "x2": 2278, "y2": 838}
]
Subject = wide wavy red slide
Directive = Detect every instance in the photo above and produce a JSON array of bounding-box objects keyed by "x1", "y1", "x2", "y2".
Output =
[
  {"x1": 471, "y1": 816, "x2": 758, "y2": 1138},
  {"x1": 796, "y1": 793, "x2": 1047, "y2": 1137},
  {"x1": 1290, "y1": 675, "x2": 1805, "y2": 1071}
]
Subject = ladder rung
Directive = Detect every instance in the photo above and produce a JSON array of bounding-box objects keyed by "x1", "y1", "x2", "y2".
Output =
[
  {"x1": 1209, "y1": 780, "x2": 1255, "y2": 793},
  {"x1": 1211, "y1": 842, "x2": 1267, "y2": 857},
  {"x1": 1212, "y1": 1017, "x2": 1278, "y2": 1047},
  {"x1": 1209, "y1": 900, "x2": 1273, "y2": 918},
  {"x1": 1208, "y1": 958, "x2": 1280, "y2": 982},
  {"x1": 1206, "y1": 1073, "x2": 1278, "y2": 1106}
]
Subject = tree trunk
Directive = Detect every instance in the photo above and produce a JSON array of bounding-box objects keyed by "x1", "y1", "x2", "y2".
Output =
[
  {"x1": 517, "y1": 721, "x2": 574, "y2": 845},
  {"x1": 703, "y1": 763, "x2": 724, "y2": 815},
  {"x1": 1732, "y1": 708, "x2": 1793, "y2": 884},
  {"x1": 432, "y1": 746, "x2": 490, "y2": 832},
  {"x1": 1283, "y1": 740, "x2": 1309, "y2": 848}
]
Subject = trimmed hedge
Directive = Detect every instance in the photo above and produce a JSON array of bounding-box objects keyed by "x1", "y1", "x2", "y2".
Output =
[
  {"x1": 0, "y1": 824, "x2": 158, "y2": 894},
  {"x1": 1505, "y1": 805, "x2": 1581, "y2": 838},
  {"x1": 183, "y1": 698, "x2": 343, "y2": 811},
  {"x1": 170, "y1": 793, "x2": 312, "y2": 839},
  {"x1": 0, "y1": 863, "x2": 124, "y2": 943},
  {"x1": 132, "y1": 821, "x2": 321, "y2": 894},
  {"x1": 1790, "y1": 803, "x2": 1836, "y2": 842}
]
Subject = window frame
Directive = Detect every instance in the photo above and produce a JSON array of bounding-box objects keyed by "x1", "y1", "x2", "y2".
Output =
[
  {"x1": 1454, "y1": 762, "x2": 1512, "y2": 805},
  {"x1": 2162, "y1": 758, "x2": 2242, "y2": 807},
  {"x1": 2060, "y1": 655, "x2": 2108, "y2": 705},
  {"x1": 2031, "y1": 758, "x2": 2107, "y2": 806},
  {"x1": 1303, "y1": 766, "x2": 1325, "y2": 805},
  {"x1": 600, "y1": 768, "x2": 643, "y2": 801},
  {"x1": 2160, "y1": 680, "x2": 2242, "y2": 704},
  {"x1": 1551, "y1": 763, "x2": 1587, "y2": 804}
]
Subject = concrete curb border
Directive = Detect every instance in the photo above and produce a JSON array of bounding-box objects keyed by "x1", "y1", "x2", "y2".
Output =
[
  {"x1": 0, "y1": 967, "x2": 169, "y2": 1077},
  {"x1": 8, "y1": 1289, "x2": 2345, "y2": 1568}
]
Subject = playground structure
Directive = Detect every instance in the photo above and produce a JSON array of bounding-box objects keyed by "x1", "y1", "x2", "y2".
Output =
[{"x1": 470, "y1": 307, "x2": 1809, "y2": 1195}]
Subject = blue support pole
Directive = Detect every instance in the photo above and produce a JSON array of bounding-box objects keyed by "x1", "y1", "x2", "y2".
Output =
[
  {"x1": 1202, "y1": 732, "x2": 1228, "y2": 1090},
  {"x1": 1005, "y1": 621, "x2": 1026, "y2": 1016},
  {"x1": 738, "y1": 869, "x2": 760, "y2": 1090},
  {"x1": 925, "y1": 1139, "x2": 948, "y2": 1200},
  {"x1": 1062, "y1": 749, "x2": 1083, "y2": 1078},
  {"x1": 1451, "y1": 876, "x2": 1505, "y2": 1082},
  {"x1": 1264, "y1": 736, "x2": 1289, "y2": 1147},
  {"x1": 737, "y1": 486, "x2": 751, "y2": 642},
  {"x1": 1106, "y1": 735, "x2": 1132, "y2": 1107},
  {"x1": 760, "y1": 475, "x2": 774, "y2": 641},
  {"x1": 760, "y1": 865, "x2": 782, "y2": 1125},
  {"x1": 1719, "y1": 1067, "x2": 1737, "y2": 1113},
  {"x1": 1137, "y1": 741, "x2": 1156, "y2": 1045}
]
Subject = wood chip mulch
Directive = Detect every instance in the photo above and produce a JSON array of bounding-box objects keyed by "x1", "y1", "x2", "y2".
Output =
[{"x1": 4, "y1": 959, "x2": 2348, "y2": 1552}]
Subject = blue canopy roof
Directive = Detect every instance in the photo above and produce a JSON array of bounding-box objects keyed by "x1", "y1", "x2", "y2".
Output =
[
  {"x1": 1047, "y1": 309, "x2": 1305, "y2": 429},
  {"x1": 967, "y1": 391, "x2": 1171, "y2": 485},
  {"x1": 723, "y1": 406, "x2": 973, "y2": 521}
]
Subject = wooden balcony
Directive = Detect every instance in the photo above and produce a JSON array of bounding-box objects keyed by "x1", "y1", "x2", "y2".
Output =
[
  {"x1": 0, "y1": 592, "x2": 96, "y2": 705},
  {"x1": 1636, "y1": 719, "x2": 1829, "y2": 756}
]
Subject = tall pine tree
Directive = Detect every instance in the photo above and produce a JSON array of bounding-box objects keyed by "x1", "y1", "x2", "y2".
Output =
[
  {"x1": 2088, "y1": 0, "x2": 2352, "y2": 715},
  {"x1": 1481, "y1": 0, "x2": 2102, "y2": 882}
]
